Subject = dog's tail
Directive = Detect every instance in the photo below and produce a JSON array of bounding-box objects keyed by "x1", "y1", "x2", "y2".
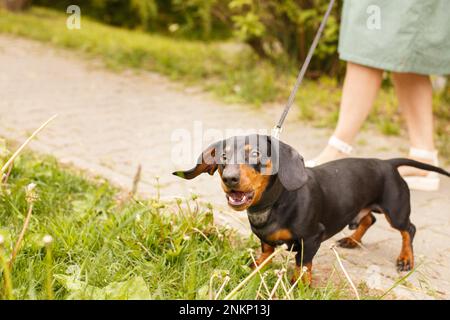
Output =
[{"x1": 387, "y1": 158, "x2": 450, "y2": 177}]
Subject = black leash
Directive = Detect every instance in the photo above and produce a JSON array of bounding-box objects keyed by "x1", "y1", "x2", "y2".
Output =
[{"x1": 272, "y1": 0, "x2": 336, "y2": 138}]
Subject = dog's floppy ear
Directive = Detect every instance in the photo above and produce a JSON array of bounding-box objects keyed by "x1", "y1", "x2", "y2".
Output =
[
  {"x1": 172, "y1": 141, "x2": 222, "y2": 180},
  {"x1": 275, "y1": 139, "x2": 308, "y2": 191}
]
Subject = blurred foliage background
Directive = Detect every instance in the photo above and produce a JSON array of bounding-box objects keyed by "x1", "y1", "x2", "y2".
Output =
[
  {"x1": 0, "y1": 1, "x2": 448, "y2": 158},
  {"x1": 33, "y1": 0, "x2": 343, "y2": 77}
]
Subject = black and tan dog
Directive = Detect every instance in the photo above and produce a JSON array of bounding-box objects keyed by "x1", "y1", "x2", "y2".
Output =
[{"x1": 173, "y1": 134, "x2": 449, "y2": 283}]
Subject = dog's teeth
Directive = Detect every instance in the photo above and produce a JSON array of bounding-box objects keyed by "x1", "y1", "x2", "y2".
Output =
[{"x1": 227, "y1": 191, "x2": 251, "y2": 206}]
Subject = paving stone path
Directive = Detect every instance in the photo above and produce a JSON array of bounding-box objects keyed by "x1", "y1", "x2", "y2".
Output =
[{"x1": 1, "y1": 36, "x2": 449, "y2": 299}]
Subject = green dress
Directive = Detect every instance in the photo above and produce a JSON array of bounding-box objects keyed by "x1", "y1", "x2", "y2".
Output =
[{"x1": 339, "y1": 0, "x2": 450, "y2": 75}]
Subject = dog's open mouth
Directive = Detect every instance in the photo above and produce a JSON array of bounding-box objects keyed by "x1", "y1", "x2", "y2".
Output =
[{"x1": 226, "y1": 190, "x2": 254, "y2": 208}]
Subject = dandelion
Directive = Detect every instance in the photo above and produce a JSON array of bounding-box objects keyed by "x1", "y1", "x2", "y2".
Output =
[
  {"x1": 9, "y1": 183, "x2": 38, "y2": 268},
  {"x1": 25, "y1": 182, "x2": 38, "y2": 204},
  {"x1": 43, "y1": 234, "x2": 53, "y2": 246}
]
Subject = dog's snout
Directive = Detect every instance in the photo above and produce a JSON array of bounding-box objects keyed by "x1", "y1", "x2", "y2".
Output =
[
  {"x1": 222, "y1": 167, "x2": 240, "y2": 188},
  {"x1": 222, "y1": 175, "x2": 239, "y2": 187}
]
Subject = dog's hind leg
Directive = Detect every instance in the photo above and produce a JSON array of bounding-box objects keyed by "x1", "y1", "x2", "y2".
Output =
[
  {"x1": 396, "y1": 224, "x2": 416, "y2": 271},
  {"x1": 385, "y1": 212, "x2": 416, "y2": 271},
  {"x1": 379, "y1": 170, "x2": 416, "y2": 271},
  {"x1": 381, "y1": 182, "x2": 416, "y2": 271},
  {"x1": 383, "y1": 211, "x2": 416, "y2": 271},
  {"x1": 337, "y1": 209, "x2": 376, "y2": 249}
]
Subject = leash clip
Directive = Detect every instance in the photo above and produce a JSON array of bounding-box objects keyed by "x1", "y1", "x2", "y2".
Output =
[{"x1": 271, "y1": 126, "x2": 282, "y2": 139}]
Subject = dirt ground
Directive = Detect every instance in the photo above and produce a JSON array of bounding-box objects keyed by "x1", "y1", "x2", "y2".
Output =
[{"x1": 1, "y1": 35, "x2": 449, "y2": 299}]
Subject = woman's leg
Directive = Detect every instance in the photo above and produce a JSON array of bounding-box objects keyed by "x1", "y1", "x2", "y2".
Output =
[
  {"x1": 312, "y1": 62, "x2": 383, "y2": 164},
  {"x1": 392, "y1": 72, "x2": 436, "y2": 176}
]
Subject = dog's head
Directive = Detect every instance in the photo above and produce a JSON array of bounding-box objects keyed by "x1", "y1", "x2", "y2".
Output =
[{"x1": 173, "y1": 134, "x2": 308, "y2": 211}]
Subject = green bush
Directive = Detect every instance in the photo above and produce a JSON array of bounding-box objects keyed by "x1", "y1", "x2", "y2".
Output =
[
  {"x1": 34, "y1": 0, "x2": 232, "y2": 40},
  {"x1": 33, "y1": 0, "x2": 342, "y2": 76},
  {"x1": 229, "y1": 0, "x2": 342, "y2": 76},
  {"x1": 34, "y1": 0, "x2": 159, "y2": 29}
]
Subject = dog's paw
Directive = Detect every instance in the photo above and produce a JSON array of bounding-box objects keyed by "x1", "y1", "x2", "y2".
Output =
[
  {"x1": 396, "y1": 256, "x2": 413, "y2": 272},
  {"x1": 336, "y1": 237, "x2": 359, "y2": 249},
  {"x1": 290, "y1": 269, "x2": 312, "y2": 287}
]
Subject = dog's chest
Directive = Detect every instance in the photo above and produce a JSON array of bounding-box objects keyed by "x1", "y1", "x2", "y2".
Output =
[
  {"x1": 247, "y1": 208, "x2": 272, "y2": 227},
  {"x1": 248, "y1": 209, "x2": 294, "y2": 247}
]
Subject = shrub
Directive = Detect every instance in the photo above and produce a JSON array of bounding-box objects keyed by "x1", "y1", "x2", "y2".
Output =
[{"x1": 33, "y1": 0, "x2": 343, "y2": 77}]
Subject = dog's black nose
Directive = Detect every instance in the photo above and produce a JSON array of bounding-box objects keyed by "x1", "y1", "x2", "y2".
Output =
[{"x1": 222, "y1": 172, "x2": 240, "y2": 188}]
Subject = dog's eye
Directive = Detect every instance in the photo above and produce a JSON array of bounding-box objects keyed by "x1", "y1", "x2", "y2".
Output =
[{"x1": 220, "y1": 153, "x2": 227, "y2": 162}]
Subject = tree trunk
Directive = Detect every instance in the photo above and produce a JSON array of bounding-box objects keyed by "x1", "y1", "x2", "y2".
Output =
[{"x1": 1, "y1": 0, "x2": 31, "y2": 11}]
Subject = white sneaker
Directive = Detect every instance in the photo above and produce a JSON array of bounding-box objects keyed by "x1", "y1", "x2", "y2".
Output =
[{"x1": 402, "y1": 148, "x2": 440, "y2": 191}]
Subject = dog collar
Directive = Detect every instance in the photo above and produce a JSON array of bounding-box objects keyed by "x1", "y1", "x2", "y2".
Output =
[{"x1": 247, "y1": 208, "x2": 272, "y2": 227}]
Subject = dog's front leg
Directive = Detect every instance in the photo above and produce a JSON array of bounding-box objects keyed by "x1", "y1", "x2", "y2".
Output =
[
  {"x1": 291, "y1": 234, "x2": 322, "y2": 286},
  {"x1": 293, "y1": 259, "x2": 313, "y2": 286},
  {"x1": 250, "y1": 242, "x2": 274, "y2": 269}
]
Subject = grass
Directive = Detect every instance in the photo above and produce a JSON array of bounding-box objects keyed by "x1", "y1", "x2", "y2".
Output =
[
  {"x1": 2, "y1": 144, "x2": 383, "y2": 300},
  {"x1": 0, "y1": 6, "x2": 448, "y2": 159}
]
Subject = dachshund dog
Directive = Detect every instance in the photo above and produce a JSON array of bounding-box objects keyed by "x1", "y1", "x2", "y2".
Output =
[{"x1": 173, "y1": 134, "x2": 450, "y2": 284}]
